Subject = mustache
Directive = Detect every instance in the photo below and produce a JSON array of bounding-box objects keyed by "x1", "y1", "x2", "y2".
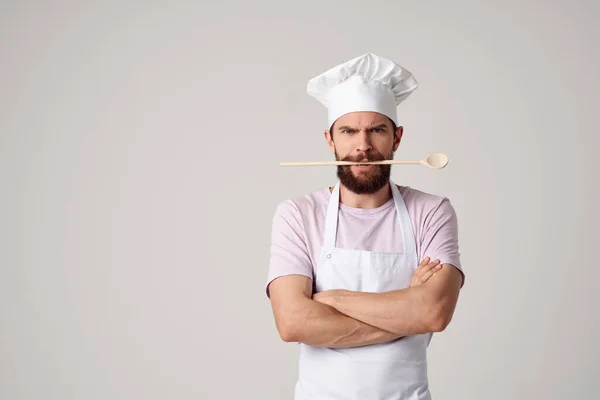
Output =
[{"x1": 340, "y1": 152, "x2": 387, "y2": 162}]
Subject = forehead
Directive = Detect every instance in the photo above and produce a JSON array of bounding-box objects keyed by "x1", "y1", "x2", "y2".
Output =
[{"x1": 333, "y1": 111, "x2": 391, "y2": 128}]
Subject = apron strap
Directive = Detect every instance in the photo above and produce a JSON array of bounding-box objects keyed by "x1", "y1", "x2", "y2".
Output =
[
  {"x1": 323, "y1": 181, "x2": 341, "y2": 250},
  {"x1": 390, "y1": 182, "x2": 417, "y2": 256}
]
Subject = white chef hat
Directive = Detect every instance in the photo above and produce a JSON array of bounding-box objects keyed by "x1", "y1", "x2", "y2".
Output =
[{"x1": 306, "y1": 53, "x2": 418, "y2": 128}]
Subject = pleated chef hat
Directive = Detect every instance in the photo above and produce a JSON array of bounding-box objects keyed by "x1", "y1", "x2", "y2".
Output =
[{"x1": 307, "y1": 53, "x2": 418, "y2": 128}]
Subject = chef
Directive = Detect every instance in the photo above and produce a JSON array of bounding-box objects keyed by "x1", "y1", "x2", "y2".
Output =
[{"x1": 266, "y1": 53, "x2": 465, "y2": 400}]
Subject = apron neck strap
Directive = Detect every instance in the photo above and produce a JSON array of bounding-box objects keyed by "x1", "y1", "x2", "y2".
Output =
[
  {"x1": 390, "y1": 182, "x2": 416, "y2": 254},
  {"x1": 323, "y1": 181, "x2": 341, "y2": 249}
]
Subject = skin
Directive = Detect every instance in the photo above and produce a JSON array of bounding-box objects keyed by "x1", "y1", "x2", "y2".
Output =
[{"x1": 268, "y1": 111, "x2": 463, "y2": 346}]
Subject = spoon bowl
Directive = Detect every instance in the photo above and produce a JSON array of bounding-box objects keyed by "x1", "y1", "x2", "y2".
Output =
[{"x1": 422, "y1": 152, "x2": 449, "y2": 169}]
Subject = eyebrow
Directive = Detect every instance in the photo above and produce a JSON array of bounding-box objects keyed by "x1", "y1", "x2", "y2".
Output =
[
  {"x1": 336, "y1": 123, "x2": 389, "y2": 131},
  {"x1": 369, "y1": 123, "x2": 389, "y2": 130}
]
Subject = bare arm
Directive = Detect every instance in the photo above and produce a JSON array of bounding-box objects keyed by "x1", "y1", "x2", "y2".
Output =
[
  {"x1": 268, "y1": 274, "x2": 401, "y2": 348},
  {"x1": 314, "y1": 264, "x2": 463, "y2": 336}
]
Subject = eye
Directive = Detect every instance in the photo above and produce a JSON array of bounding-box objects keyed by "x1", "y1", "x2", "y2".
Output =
[{"x1": 372, "y1": 127, "x2": 384, "y2": 133}]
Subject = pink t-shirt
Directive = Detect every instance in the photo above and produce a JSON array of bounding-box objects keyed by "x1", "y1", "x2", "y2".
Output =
[{"x1": 266, "y1": 185, "x2": 464, "y2": 297}]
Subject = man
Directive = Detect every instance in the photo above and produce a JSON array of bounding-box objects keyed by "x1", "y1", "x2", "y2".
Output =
[{"x1": 266, "y1": 53, "x2": 465, "y2": 400}]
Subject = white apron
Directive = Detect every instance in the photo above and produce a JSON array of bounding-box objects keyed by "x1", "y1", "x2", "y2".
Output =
[{"x1": 294, "y1": 180, "x2": 432, "y2": 400}]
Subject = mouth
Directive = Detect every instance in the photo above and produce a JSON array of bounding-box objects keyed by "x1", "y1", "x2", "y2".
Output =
[
  {"x1": 341, "y1": 155, "x2": 386, "y2": 168},
  {"x1": 352, "y1": 163, "x2": 376, "y2": 171},
  {"x1": 354, "y1": 158, "x2": 370, "y2": 165},
  {"x1": 354, "y1": 160, "x2": 378, "y2": 166}
]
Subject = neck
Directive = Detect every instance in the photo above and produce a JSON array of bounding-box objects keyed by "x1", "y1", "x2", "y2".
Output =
[{"x1": 337, "y1": 181, "x2": 392, "y2": 209}]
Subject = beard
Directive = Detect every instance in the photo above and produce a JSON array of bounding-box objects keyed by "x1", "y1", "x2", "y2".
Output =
[{"x1": 335, "y1": 149, "x2": 393, "y2": 194}]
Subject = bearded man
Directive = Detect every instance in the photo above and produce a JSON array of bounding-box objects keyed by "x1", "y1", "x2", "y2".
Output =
[{"x1": 265, "y1": 53, "x2": 465, "y2": 400}]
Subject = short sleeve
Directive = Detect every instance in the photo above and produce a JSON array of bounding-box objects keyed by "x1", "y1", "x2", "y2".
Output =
[
  {"x1": 420, "y1": 197, "x2": 465, "y2": 288},
  {"x1": 265, "y1": 200, "x2": 314, "y2": 298}
]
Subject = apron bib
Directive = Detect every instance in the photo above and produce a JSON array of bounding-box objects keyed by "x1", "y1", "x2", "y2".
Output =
[{"x1": 295, "y1": 180, "x2": 432, "y2": 400}]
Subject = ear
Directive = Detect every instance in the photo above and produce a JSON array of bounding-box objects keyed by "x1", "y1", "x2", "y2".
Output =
[
  {"x1": 393, "y1": 125, "x2": 403, "y2": 152},
  {"x1": 324, "y1": 130, "x2": 335, "y2": 154}
]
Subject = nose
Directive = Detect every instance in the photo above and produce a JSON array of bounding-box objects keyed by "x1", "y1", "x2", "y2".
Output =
[{"x1": 356, "y1": 130, "x2": 372, "y2": 153}]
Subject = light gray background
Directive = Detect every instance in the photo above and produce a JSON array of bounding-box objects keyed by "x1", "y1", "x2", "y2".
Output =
[{"x1": 1, "y1": 1, "x2": 598, "y2": 399}]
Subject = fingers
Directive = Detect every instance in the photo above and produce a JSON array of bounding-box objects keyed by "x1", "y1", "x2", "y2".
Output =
[
  {"x1": 419, "y1": 263, "x2": 443, "y2": 283},
  {"x1": 417, "y1": 257, "x2": 440, "y2": 273},
  {"x1": 415, "y1": 257, "x2": 442, "y2": 284},
  {"x1": 417, "y1": 257, "x2": 431, "y2": 269}
]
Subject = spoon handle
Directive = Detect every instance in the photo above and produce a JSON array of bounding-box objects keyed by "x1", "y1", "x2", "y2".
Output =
[
  {"x1": 280, "y1": 160, "x2": 422, "y2": 166},
  {"x1": 369, "y1": 160, "x2": 422, "y2": 165}
]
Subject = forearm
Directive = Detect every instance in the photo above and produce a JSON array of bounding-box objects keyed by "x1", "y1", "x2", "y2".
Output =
[
  {"x1": 317, "y1": 264, "x2": 463, "y2": 335},
  {"x1": 322, "y1": 287, "x2": 438, "y2": 336},
  {"x1": 285, "y1": 297, "x2": 401, "y2": 348}
]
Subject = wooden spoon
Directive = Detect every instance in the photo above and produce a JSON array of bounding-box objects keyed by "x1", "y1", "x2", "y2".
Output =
[{"x1": 280, "y1": 152, "x2": 449, "y2": 169}]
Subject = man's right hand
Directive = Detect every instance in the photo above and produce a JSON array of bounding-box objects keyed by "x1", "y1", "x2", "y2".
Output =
[{"x1": 410, "y1": 257, "x2": 443, "y2": 287}]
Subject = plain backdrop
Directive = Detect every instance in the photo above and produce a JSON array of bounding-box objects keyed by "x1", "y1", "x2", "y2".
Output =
[{"x1": 1, "y1": 1, "x2": 599, "y2": 399}]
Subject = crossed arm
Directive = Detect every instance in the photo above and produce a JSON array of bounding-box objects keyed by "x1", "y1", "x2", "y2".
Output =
[
  {"x1": 268, "y1": 260, "x2": 463, "y2": 348},
  {"x1": 268, "y1": 274, "x2": 401, "y2": 348}
]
